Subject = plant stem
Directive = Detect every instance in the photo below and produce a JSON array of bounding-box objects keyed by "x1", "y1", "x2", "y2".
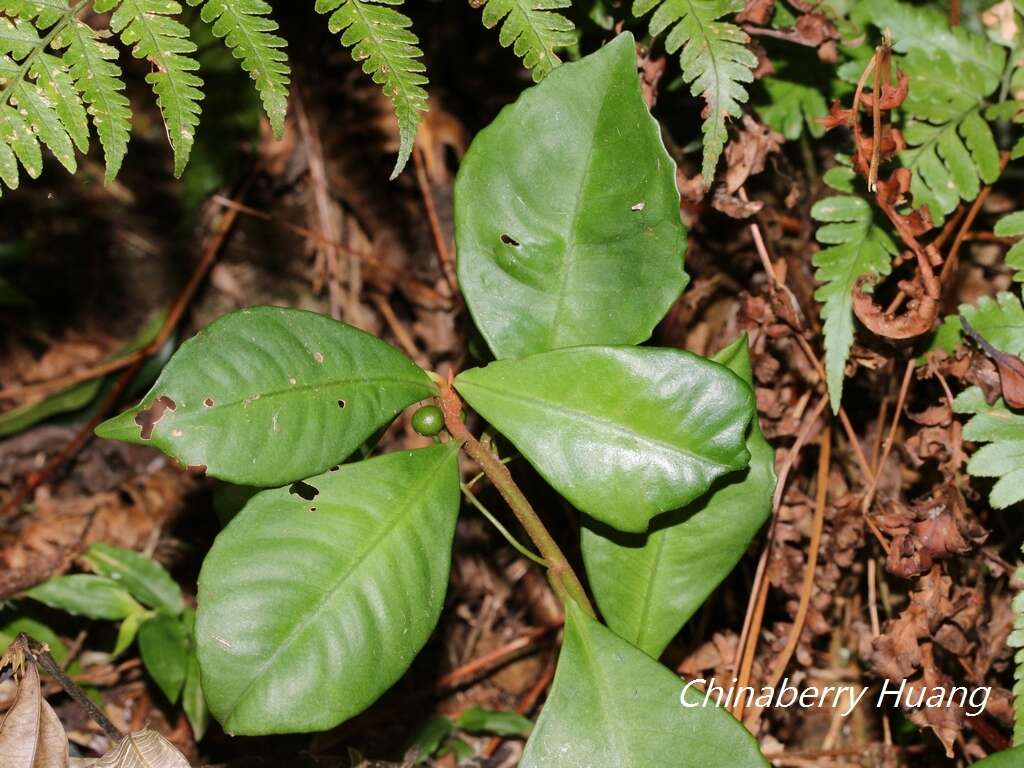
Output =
[
  {"x1": 439, "y1": 381, "x2": 595, "y2": 616},
  {"x1": 18, "y1": 633, "x2": 123, "y2": 743}
]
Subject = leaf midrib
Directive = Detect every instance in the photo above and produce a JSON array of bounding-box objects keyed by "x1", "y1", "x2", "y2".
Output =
[
  {"x1": 220, "y1": 448, "x2": 453, "y2": 723},
  {"x1": 157, "y1": 373, "x2": 432, "y2": 425},
  {"x1": 459, "y1": 376, "x2": 747, "y2": 470}
]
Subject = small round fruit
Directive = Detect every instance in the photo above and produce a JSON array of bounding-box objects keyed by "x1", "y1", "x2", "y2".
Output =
[{"x1": 412, "y1": 405, "x2": 445, "y2": 436}]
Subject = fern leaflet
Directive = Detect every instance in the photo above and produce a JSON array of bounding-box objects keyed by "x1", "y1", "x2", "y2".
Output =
[
  {"x1": 0, "y1": 2, "x2": 86, "y2": 192},
  {"x1": 633, "y1": 0, "x2": 756, "y2": 185},
  {"x1": 97, "y1": 0, "x2": 203, "y2": 177},
  {"x1": 316, "y1": 0, "x2": 427, "y2": 179},
  {"x1": 812, "y1": 167, "x2": 898, "y2": 413},
  {"x1": 1013, "y1": 554, "x2": 1024, "y2": 746},
  {"x1": 997, "y1": 211, "x2": 1024, "y2": 283},
  {"x1": 953, "y1": 293, "x2": 1024, "y2": 508},
  {"x1": 61, "y1": 18, "x2": 131, "y2": 182},
  {"x1": 475, "y1": 0, "x2": 574, "y2": 81},
  {"x1": 186, "y1": 0, "x2": 289, "y2": 138}
]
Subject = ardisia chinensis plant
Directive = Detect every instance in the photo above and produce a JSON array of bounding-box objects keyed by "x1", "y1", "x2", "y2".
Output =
[{"x1": 95, "y1": 34, "x2": 775, "y2": 766}]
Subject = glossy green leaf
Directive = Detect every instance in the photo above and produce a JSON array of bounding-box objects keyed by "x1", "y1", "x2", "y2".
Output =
[
  {"x1": 455, "y1": 33, "x2": 687, "y2": 360},
  {"x1": 581, "y1": 336, "x2": 775, "y2": 656},
  {"x1": 26, "y1": 575, "x2": 142, "y2": 620},
  {"x1": 82, "y1": 543, "x2": 184, "y2": 616},
  {"x1": 455, "y1": 346, "x2": 754, "y2": 533},
  {"x1": 520, "y1": 600, "x2": 768, "y2": 768},
  {"x1": 196, "y1": 444, "x2": 460, "y2": 734},
  {"x1": 96, "y1": 307, "x2": 435, "y2": 487},
  {"x1": 139, "y1": 611, "x2": 189, "y2": 703}
]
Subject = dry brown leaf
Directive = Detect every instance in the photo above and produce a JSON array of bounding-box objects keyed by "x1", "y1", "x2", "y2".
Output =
[
  {"x1": 75, "y1": 729, "x2": 190, "y2": 768},
  {"x1": 0, "y1": 658, "x2": 70, "y2": 768}
]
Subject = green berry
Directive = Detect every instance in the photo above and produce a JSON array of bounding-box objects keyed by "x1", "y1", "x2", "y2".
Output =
[{"x1": 412, "y1": 405, "x2": 445, "y2": 436}]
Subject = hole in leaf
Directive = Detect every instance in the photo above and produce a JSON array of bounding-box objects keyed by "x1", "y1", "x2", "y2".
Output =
[
  {"x1": 204, "y1": 398, "x2": 215, "y2": 407},
  {"x1": 135, "y1": 396, "x2": 176, "y2": 440},
  {"x1": 338, "y1": 399, "x2": 346, "y2": 409},
  {"x1": 500, "y1": 233, "x2": 520, "y2": 247},
  {"x1": 289, "y1": 481, "x2": 319, "y2": 501},
  {"x1": 308, "y1": 507, "x2": 318, "y2": 513},
  {"x1": 330, "y1": 465, "x2": 340, "y2": 472}
]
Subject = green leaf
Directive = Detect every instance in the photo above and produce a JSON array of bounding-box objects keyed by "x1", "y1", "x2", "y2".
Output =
[
  {"x1": 961, "y1": 291, "x2": 1024, "y2": 355},
  {"x1": 954, "y1": 385, "x2": 1024, "y2": 508},
  {"x1": 82, "y1": 543, "x2": 184, "y2": 615},
  {"x1": 1011, "y1": 556, "x2": 1024, "y2": 746},
  {"x1": 410, "y1": 715, "x2": 453, "y2": 763},
  {"x1": 63, "y1": 19, "x2": 132, "y2": 183},
  {"x1": 315, "y1": 0, "x2": 427, "y2": 178},
  {"x1": 455, "y1": 346, "x2": 754, "y2": 533},
  {"x1": 456, "y1": 33, "x2": 687, "y2": 360},
  {"x1": 755, "y1": 75, "x2": 827, "y2": 141},
  {"x1": 139, "y1": 611, "x2": 189, "y2": 703},
  {"x1": 475, "y1": 0, "x2": 574, "y2": 81},
  {"x1": 0, "y1": 615, "x2": 69, "y2": 663},
  {"x1": 996, "y1": 211, "x2": 1024, "y2": 283},
  {"x1": 0, "y1": 377, "x2": 102, "y2": 438},
  {"x1": 112, "y1": 608, "x2": 148, "y2": 656},
  {"x1": 195, "y1": 444, "x2": 460, "y2": 734},
  {"x1": 633, "y1": 0, "x2": 756, "y2": 184},
  {"x1": 26, "y1": 574, "x2": 143, "y2": 620},
  {"x1": 973, "y1": 746, "x2": 1024, "y2": 766},
  {"x1": 96, "y1": 307, "x2": 435, "y2": 487},
  {"x1": 98, "y1": 0, "x2": 204, "y2": 177},
  {"x1": 454, "y1": 707, "x2": 533, "y2": 737},
  {"x1": 187, "y1": 0, "x2": 289, "y2": 137},
  {"x1": 812, "y1": 194, "x2": 898, "y2": 413},
  {"x1": 180, "y1": 608, "x2": 210, "y2": 741},
  {"x1": 520, "y1": 600, "x2": 769, "y2": 767},
  {"x1": 30, "y1": 51, "x2": 88, "y2": 153},
  {"x1": 581, "y1": 336, "x2": 775, "y2": 656}
]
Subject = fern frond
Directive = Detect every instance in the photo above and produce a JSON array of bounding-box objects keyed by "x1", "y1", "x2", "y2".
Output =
[
  {"x1": 898, "y1": 48, "x2": 1001, "y2": 222},
  {"x1": 62, "y1": 19, "x2": 131, "y2": 182},
  {"x1": 755, "y1": 75, "x2": 827, "y2": 141},
  {"x1": 316, "y1": 0, "x2": 427, "y2": 179},
  {"x1": 0, "y1": 5, "x2": 86, "y2": 192},
  {"x1": 475, "y1": 0, "x2": 574, "y2": 81},
  {"x1": 953, "y1": 293, "x2": 1024, "y2": 509},
  {"x1": 186, "y1": 0, "x2": 289, "y2": 137},
  {"x1": 997, "y1": 211, "x2": 1024, "y2": 283},
  {"x1": 97, "y1": 0, "x2": 203, "y2": 177},
  {"x1": 633, "y1": 0, "x2": 756, "y2": 185},
  {"x1": 812, "y1": 170, "x2": 898, "y2": 413},
  {"x1": 858, "y1": 0, "x2": 1006, "y2": 223}
]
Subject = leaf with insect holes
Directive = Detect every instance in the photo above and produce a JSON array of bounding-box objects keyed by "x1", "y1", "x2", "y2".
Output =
[
  {"x1": 195, "y1": 444, "x2": 460, "y2": 734},
  {"x1": 581, "y1": 336, "x2": 775, "y2": 656},
  {"x1": 0, "y1": 661, "x2": 69, "y2": 768},
  {"x1": 95, "y1": 307, "x2": 435, "y2": 487},
  {"x1": 455, "y1": 33, "x2": 687, "y2": 361},
  {"x1": 455, "y1": 346, "x2": 754, "y2": 533},
  {"x1": 520, "y1": 600, "x2": 769, "y2": 768}
]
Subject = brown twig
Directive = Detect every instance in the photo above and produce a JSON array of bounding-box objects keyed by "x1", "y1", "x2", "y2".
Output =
[
  {"x1": 434, "y1": 625, "x2": 555, "y2": 691},
  {"x1": 414, "y1": 143, "x2": 457, "y2": 294},
  {"x1": 19, "y1": 633, "x2": 123, "y2": 743},
  {"x1": 745, "y1": 425, "x2": 831, "y2": 728}
]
